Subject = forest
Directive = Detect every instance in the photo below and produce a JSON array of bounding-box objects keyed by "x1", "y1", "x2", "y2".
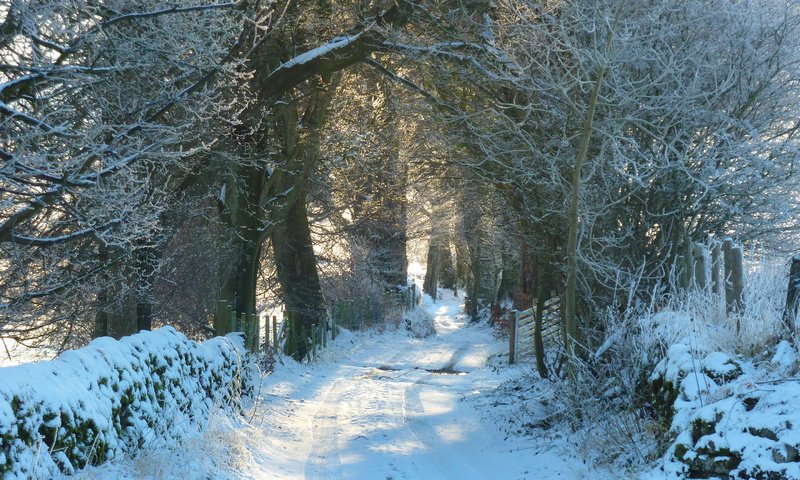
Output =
[{"x1": 3, "y1": 0, "x2": 800, "y2": 479}]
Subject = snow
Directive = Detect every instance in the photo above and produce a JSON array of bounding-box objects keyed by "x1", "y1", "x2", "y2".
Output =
[
  {"x1": 771, "y1": 340, "x2": 797, "y2": 374},
  {"x1": 0, "y1": 338, "x2": 51, "y2": 367},
  {"x1": 0, "y1": 328, "x2": 254, "y2": 479},
  {"x1": 71, "y1": 287, "x2": 610, "y2": 479},
  {"x1": 29, "y1": 266, "x2": 800, "y2": 479},
  {"x1": 649, "y1": 340, "x2": 800, "y2": 479},
  {"x1": 235, "y1": 289, "x2": 608, "y2": 479},
  {"x1": 272, "y1": 34, "x2": 362, "y2": 73}
]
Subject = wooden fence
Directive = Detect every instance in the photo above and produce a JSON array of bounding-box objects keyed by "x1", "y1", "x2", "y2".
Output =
[
  {"x1": 676, "y1": 237, "x2": 745, "y2": 314},
  {"x1": 285, "y1": 284, "x2": 419, "y2": 361},
  {"x1": 330, "y1": 284, "x2": 419, "y2": 331},
  {"x1": 506, "y1": 243, "x2": 800, "y2": 365},
  {"x1": 508, "y1": 295, "x2": 561, "y2": 365},
  {"x1": 215, "y1": 302, "x2": 260, "y2": 352},
  {"x1": 218, "y1": 284, "x2": 420, "y2": 362}
]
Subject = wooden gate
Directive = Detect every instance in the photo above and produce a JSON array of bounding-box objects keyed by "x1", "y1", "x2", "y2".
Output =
[{"x1": 509, "y1": 296, "x2": 561, "y2": 364}]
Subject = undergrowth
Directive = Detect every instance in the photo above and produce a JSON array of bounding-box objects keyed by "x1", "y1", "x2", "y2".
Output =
[{"x1": 512, "y1": 255, "x2": 789, "y2": 475}]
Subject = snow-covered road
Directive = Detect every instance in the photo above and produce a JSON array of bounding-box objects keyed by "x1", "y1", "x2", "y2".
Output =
[{"x1": 245, "y1": 291, "x2": 604, "y2": 480}]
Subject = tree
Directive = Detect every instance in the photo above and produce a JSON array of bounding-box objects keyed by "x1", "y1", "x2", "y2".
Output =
[
  {"x1": 423, "y1": 0, "x2": 800, "y2": 355},
  {"x1": 316, "y1": 66, "x2": 411, "y2": 308},
  {"x1": 0, "y1": 0, "x2": 250, "y2": 345}
]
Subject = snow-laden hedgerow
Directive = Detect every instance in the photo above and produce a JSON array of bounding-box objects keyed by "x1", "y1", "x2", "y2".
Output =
[
  {"x1": 0, "y1": 327, "x2": 256, "y2": 479},
  {"x1": 508, "y1": 256, "x2": 792, "y2": 476}
]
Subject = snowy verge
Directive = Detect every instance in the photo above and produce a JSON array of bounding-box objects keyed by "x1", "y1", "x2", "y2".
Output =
[
  {"x1": 404, "y1": 295, "x2": 436, "y2": 338},
  {"x1": 0, "y1": 327, "x2": 257, "y2": 480}
]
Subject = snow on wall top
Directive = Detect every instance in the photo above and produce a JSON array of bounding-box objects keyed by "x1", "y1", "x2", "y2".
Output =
[{"x1": 0, "y1": 327, "x2": 255, "y2": 480}]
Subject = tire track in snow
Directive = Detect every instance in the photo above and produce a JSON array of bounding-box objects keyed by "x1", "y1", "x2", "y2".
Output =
[
  {"x1": 304, "y1": 325, "x2": 478, "y2": 479},
  {"x1": 400, "y1": 343, "x2": 486, "y2": 479},
  {"x1": 303, "y1": 348, "x2": 414, "y2": 479},
  {"x1": 303, "y1": 373, "x2": 353, "y2": 479}
]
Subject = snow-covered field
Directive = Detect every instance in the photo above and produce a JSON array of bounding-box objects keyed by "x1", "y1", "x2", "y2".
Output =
[
  {"x1": 0, "y1": 338, "x2": 53, "y2": 367},
  {"x1": 74, "y1": 288, "x2": 609, "y2": 479}
]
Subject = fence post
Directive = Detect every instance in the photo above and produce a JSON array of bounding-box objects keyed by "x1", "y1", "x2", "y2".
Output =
[
  {"x1": 228, "y1": 309, "x2": 236, "y2": 335},
  {"x1": 311, "y1": 324, "x2": 317, "y2": 362},
  {"x1": 242, "y1": 313, "x2": 249, "y2": 350},
  {"x1": 676, "y1": 255, "x2": 688, "y2": 289},
  {"x1": 245, "y1": 313, "x2": 251, "y2": 351},
  {"x1": 783, "y1": 255, "x2": 800, "y2": 339},
  {"x1": 730, "y1": 245, "x2": 745, "y2": 315},
  {"x1": 249, "y1": 313, "x2": 255, "y2": 351},
  {"x1": 711, "y1": 242, "x2": 723, "y2": 297},
  {"x1": 265, "y1": 314, "x2": 270, "y2": 350},
  {"x1": 305, "y1": 328, "x2": 312, "y2": 362},
  {"x1": 242, "y1": 313, "x2": 248, "y2": 348},
  {"x1": 285, "y1": 311, "x2": 293, "y2": 356},
  {"x1": 683, "y1": 236, "x2": 694, "y2": 289},
  {"x1": 249, "y1": 313, "x2": 259, "y2": 352},
  {"x1": 215, "y1": 301, "x2": 230, "y2": 336},
  {"x1": 509, "y1": 310, "x2": 518, "y2": 365},
  {"x1": 331, "y1": 306, "x2": 337, "y2": 341},
  {"x1": 693, "y1": 244, "x2": 707, "y2": 290},
  {"x1": 273, "y1": 316, "x2": 278, "y2": 350},
  {"x1": 723, "y1": 238, "x2": 735, "y2": 314}
]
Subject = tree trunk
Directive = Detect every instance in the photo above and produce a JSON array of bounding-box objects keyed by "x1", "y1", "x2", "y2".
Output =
[
  {"x1": 467, "y1": 238, "x2": 481, "y2": 321},
  {"x1": 92, "y1": 244, "x2": 109, "y2": 338},
  {"x1": 267, "y1": 74, "x2": 339, "y2": 359},
  {"x1": 381, "y1": 192, "x2": 409, "y2": 287},
  {"x1": 374, "y1": 81, "x2": 408, "y2": 287},
  {"x1": 94, "y1": 241, "x2": 155, "y2": 339},
  {"x1": 439, "y1": 243, "x2": 456, "y2": 292},
  {"x1": 107, "y1": 292, "x2": 137, "y2": 340},
  {"x1": 271, "y1": 198, "x2": 325, "y2": 360},
  {"x1": 455, "y1": 239, "x2": 470, "y2": 291},
  {"x1": 565, "y1": 6, "x2": 621, "y2": 360},
  {"x1": 216, "y1": 234, "x2": 261, "y2": 334},
  {"x1": 423, "y1": 243, "x2": 441, "y2": 300},
  {"x1": 135, "y1": 245, "x2": 156, "y2": 331},
  {"x1": 215, "y1": 163, "x2": 267, "y2": 334},
  {"x1": 106, "y1": 248, "x2": 138, "y2": 340}
]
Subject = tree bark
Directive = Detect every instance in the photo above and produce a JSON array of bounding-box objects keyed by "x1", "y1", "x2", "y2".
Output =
[
  {"x1": 215, "y1": 162, "x2": 267, "y2": 334},
  {"x1": 423, "y1": 243, "x2": 441, "y2": 300},
  {"x1": 105, "y1": 248, "x2": 138, "y2": 340},
  {"x1": 216, "y1": 235, "x2": 261, "y2": 326},
  {"x1": 439, "y1": 244, "x2": 456, "y2": 292},
  {"x1": 271, "y1": 198, "x2": 325, "y2": 360},
  {"x1": 267, "y1": 75, "x2": 339, "y2": 359},
  {"x1": 135, "y1": 245, "x2": 156, "y2": 331},
  {"x1": 783, "y1": 255, "x2": 800, "y2": 339},
  {"x1": 92, "y1": 244, "x2": 109, "y2": 338},
  {"x1": 467, "y1": 238, "x2": 481, "y2": 321}
]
